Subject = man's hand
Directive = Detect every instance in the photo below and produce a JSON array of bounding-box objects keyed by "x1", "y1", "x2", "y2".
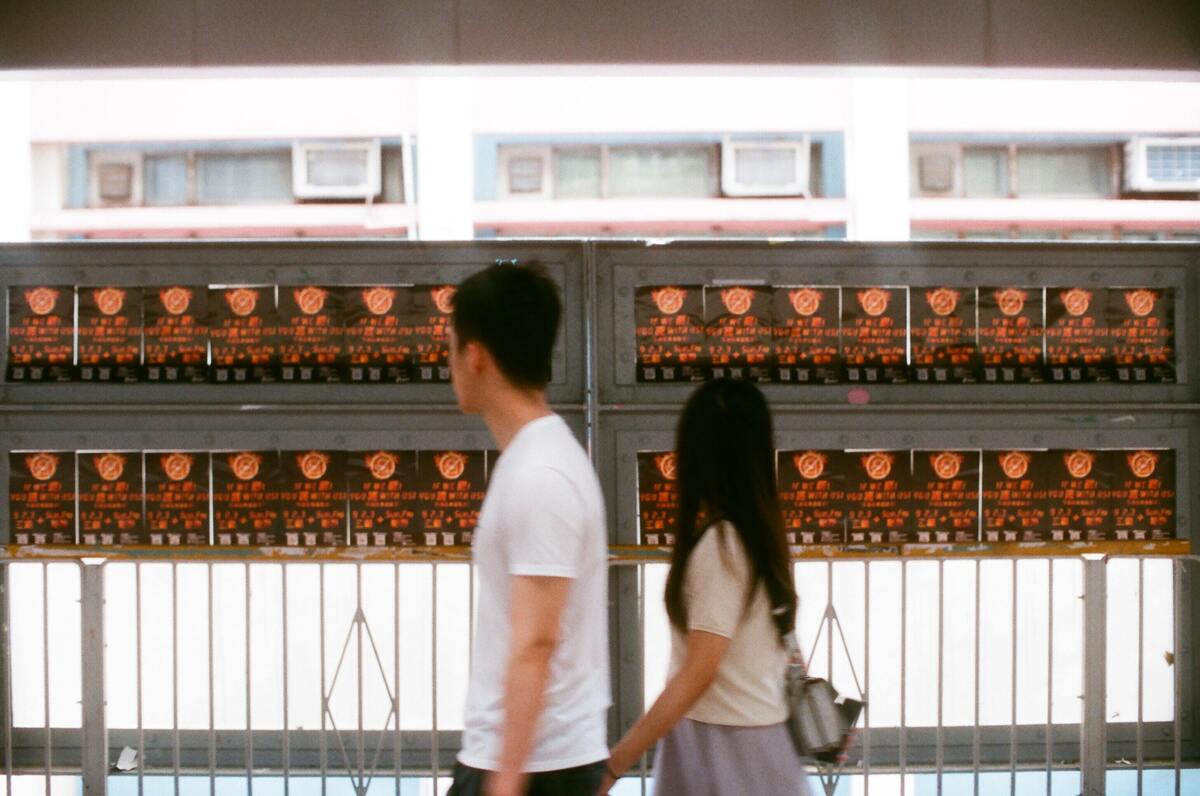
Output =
[
  {"x1": 596, "y1": 772, "x2": 615, "y2": 794},
  {"x1": 485, "y1": 769, "x2": 528, "y2": 796}
]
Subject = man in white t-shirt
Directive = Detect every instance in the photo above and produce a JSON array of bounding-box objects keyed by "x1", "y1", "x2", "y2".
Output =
[{"x1": 447, "y1": 263, "x2": 611, "y2": 796}]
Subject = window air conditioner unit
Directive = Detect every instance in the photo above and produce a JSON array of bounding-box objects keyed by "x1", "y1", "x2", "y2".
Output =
[
  {"x1": 720, "y1": 137, "x2": 810, "y2": 197},
  {"x1": 88, "y1": 151, "x2": 143, "y2": 207},
  {"x1": 1124, "y1": 137, "x2": 1200, "y2": 193},
  {"x1": 498, "y1": 146, "x2": 553, "y2": 199},
  {"x1": 293, "y1": 140, "x2": 382, "y2": 200},
  {"x1": 910, "y1": 144, "x2": 962, "y2": 197}
]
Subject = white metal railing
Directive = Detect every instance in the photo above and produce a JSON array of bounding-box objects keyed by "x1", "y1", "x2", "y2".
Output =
[{"x1": 1, "y1": 555, "x2": 1195, "y2": 795}]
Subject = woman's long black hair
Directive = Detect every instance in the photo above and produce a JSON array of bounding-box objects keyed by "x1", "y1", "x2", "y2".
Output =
[{"x1": 664, "y1": 378, "x2": 798, "y2": 642}]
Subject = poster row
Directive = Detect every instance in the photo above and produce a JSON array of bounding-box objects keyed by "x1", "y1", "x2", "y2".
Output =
[
  {"x1": 9, "y1": 449, "x2": 494, "y2": 547},
  {"x1": 6, "y1": 284, "x2": 456, "y2": 383},
  {"x1": 638, "y1": 447, "x2": 1176, "y2": 546},
  {"x1": 636, "y1": 284, "x2": 1175, "y2": 384}
]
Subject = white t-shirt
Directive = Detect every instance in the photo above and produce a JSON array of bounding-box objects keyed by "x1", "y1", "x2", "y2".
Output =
[
  {"x1": 668, "y1": 520, "x2": 788, "y2": 726},
  {"x1": 459, "y1": 414, "x2": 611, "y2": 772}
]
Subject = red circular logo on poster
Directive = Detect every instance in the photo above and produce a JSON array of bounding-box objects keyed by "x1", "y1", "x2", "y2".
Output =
[
  {"x1": 299, "y1": 451, "x2": 329, "y2": 480},
  {"x1": 656, "y1": 452, "x2": 678, "y2": 481},
  {"x1": 1000, "y1": 451, "x2": 1031, "y2": 480},
  {"x1": 294, "y1": 287, "x2": 328, "y2": 316},
  {"x1": 1062, "y1": 288, "x2": 1092, "y2": 317},
  {"x1": 862, "y1": 452, "x2": 894, "y2": 481},
  {"x1": 652, "y1": 287, "x2": 686, "y2": 315},
  {"x1": 25, "y1": 287, "x2": 59, "y2": 316},
  {"x1": 160, "y1": 287, "x2": 192, "y2": 316},
  {"x1": 926, "y1": 288, "x2": 960, "y2": 317},
  {"x1": 94, "y1": 288, "x2": 126, "y2": 316},
  {"x1": 932, "y1": 451, "x2": 963, "y2": 480},
  {"x1": 1127, "y1": 450, "x2": 1158, "y2": 479},
  {"x1": 364, "y1": 287, "x2": 396, "y2": 316},
  {"x1": 231, "y1": 452, "x2": 262, "y2": 481},
  {"x1": 432, "y1": 286, "x2": 456, "y2": 315},
  {"x1": 857, "y1": 288, "x2": 890, "y2": 317},
  {"x1": 795, "y1": 451, "x2": 827, "y2": 480},
  {"x1": 367, "y1": 451, "x2": 397, "y2": 480},
  {"x1": 26, "y1": 452, "x2": 58, "y2": 481},
  {"x1": 226, "y1": 288, "x2": 259, "y2": 317},
  {"x1": 789, "y1": 288, "x2": 823, "y2": 317},
  {"x1": 996, "y1": 288, "x2": 1027, "y2": 317},
  {"x1": 721, "y1": 288, "x2": 754, "y2": 316},
  {"x1": 1064, "y1": 450, "x2": 1095, "y2": 479},
  {"x1": 96, "y1": 453, "x2": 126, "y2": 481},
  {"x1": 436, "y1": 452, "x2": 467, "y2": 480},
  {"x1": 162, "y1": 452, "x2": 194, "y2": 482},
  {"x1": 1124, "y1": 289, "x2": 1156, "y2": 318}
]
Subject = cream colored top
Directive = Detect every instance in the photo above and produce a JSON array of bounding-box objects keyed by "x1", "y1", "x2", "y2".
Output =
[{"x1": 668, "y1": 520, "x2": 788, "y2": 726}]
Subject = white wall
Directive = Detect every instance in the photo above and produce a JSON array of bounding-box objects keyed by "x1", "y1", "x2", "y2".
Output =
[
  {"x1": 0, "y1": 80, "x2": 33, "y2": 242},
  {"x1": 470, "y1": 74, "x2": 854, "y2": 134},
  {"x1": 907, "y1": 78, "x2": 1200, "y2": 133},
  {"x1": 14, "y1": 69, "x2": 1200, "y2": 242},
  {"x1": 30, "y1": 76, "x2": 416, "y2": 142}
]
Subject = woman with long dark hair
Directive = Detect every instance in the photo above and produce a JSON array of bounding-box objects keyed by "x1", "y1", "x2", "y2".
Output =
[{"x1": 599, "y1": 378, "x2": 809, "y2": 795}]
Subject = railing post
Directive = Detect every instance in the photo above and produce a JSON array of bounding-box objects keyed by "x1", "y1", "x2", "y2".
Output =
[
  {"x1": 1080, "y1": 556, "x2": 1107, "y2": 795},
  {"x1": 80, "y1": 559, "x2": 107, "y2": 796}
]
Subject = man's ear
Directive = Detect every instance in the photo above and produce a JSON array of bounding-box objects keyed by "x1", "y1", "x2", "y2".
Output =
[{"x1": 466, "y1": 340, "x2": 489, "y2": 375}]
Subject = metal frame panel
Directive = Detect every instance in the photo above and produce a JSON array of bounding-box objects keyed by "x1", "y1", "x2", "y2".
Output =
[
  {"x1": 602, "y1": 409, "x2": 1195, "y2": 546},
  {"x1": 2, "y1": 240, "x2": 1200, "y2": 789},
  {"x1": 595, "y1": 240, "x2": 1198, "y2": 406},
  {"x1": 0, "y1": 241, "x2": 588, "y2": 408}
]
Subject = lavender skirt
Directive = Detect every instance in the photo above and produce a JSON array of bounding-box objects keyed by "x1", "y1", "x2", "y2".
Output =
[{"x1": 653, "y1": 718, "x2": 812, "y2": 796}]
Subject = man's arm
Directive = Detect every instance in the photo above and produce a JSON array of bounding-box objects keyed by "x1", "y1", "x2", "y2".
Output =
[{"x1": 487, "y1": 574, "x2": 573, "y2": 796}]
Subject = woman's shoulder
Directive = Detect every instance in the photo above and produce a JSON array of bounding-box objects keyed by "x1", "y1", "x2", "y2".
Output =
[{"x1": 692, "y1": 520, "x2": 750, "y2": 574}]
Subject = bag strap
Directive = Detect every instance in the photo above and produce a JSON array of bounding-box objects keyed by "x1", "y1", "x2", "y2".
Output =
[{"x1": 782, "y1": 629, "x2": 807, "y2": 673}]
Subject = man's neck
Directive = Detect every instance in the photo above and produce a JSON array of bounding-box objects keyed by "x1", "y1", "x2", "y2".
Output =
[{"x1": 480, "y1": 386, "x2": 554, "y2": 451}]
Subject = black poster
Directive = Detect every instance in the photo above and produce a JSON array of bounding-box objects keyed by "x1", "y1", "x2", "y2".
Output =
[
  {"x1": 772, "y1": 287, "x2": 842, "y2": 385},
  {"x1": 637, "y1": 451, "x2": 679, "y2": 546},
  {"x1": 1045, "y1": 449, "x2": 1115, "y2": 541},
  {"x1": 977, "y1": 287, "x2": 1045, "y2": 383},
  {"x1": 280, "y1": 450, "x2": 347, "y2": 545},
  {"x1": 213, "y1": 450, "x2": 282, "y2": 545},
  {"x1": 845, "y1": 450, "x2": 913, "y2": 544},
  {"x1": 409, "y1": 286, "x2": 456, "y2": 383},
  {"x1": 1111, "y1": 449, "x2": 1175, "y2": 540},
  {"x1": 209, "y1": 286, "x2": 277, "y2": 383},
  {"x1": 841, "y1": 287, "x2": 908, "y2": 384},
  {"x1": 634, "y1": 286, "x2": 707, "y2": 382},
  {"x1": 777, "y1": 450, "x2": 846, "y2": 545},
  {"x1": 143, "y1": 286, "x2": 208, "y2": 383},
  {"x1": 910, "y1": 287, "x2": 978, "y2": 384},
  {"x1": 705, "y1": 286, "x2": 773, "y2": 382},
  {"x1": 144, "y1": 451, "x2": 210, "y2": 545},
  {"x1": 79, "y1": 451, "x2": 144, "y2": 545},
  {"x1": 414, "y1": 450, "x2": 486, "y2": 546},
  {"x1": 9, "y1": 451, "x2": 75, "y2": 544},
  {"x1": 349, "y1": 450, "x2": 418, "y2": 546},
  {"x1": 1108, "y1": 288, "x2": 1175, "y2": 383},
  {"x1": 911, "y1": 450, "x2": 980, "y2": 543},
  {"x1": 77, "y1": 287, "x2": 141, "y2": 383},
  {"x1": 343, "y1": 286, "x2": 412, "y2": 383},
  {"x1": 982, "y1": 450, "x2": 1050, "y2": 542},
  {"x1": 278, "y1": 286, "x2": 343, "y2": 382},
  {"x1": 6, "y1": 286, "x2": 74, "y2": 382},
  {"x1": 1045, "y1": 287, "x2": 1112, "y2": 382}
]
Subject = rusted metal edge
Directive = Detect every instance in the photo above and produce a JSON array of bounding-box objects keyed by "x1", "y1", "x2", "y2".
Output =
[{"x1": 1, "y1": 539, "x2": 1190, "y2": 563}]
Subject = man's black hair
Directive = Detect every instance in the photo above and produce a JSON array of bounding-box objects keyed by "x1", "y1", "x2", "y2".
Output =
[{"x1": 452, "y1": 262, "x2": 561, "y2": 390}]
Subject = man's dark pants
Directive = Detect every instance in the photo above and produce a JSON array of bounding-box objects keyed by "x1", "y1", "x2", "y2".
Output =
[{"x1": 447, "y1": 760, "x2": 607, "y2": 795}]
